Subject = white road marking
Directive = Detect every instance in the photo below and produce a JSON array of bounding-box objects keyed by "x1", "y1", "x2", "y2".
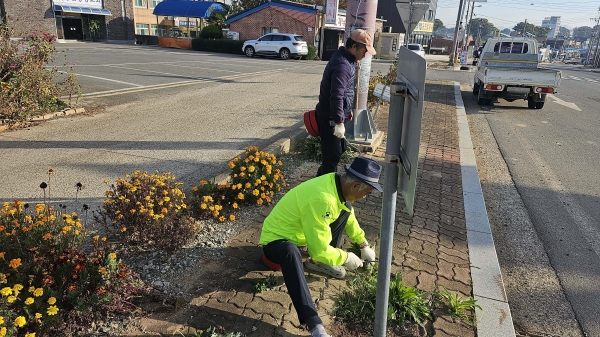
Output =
[
  {"x1": 547, "y1": 94, "x2": 582, "y2": 111},
  {"x1": 57, "y1": 71, "x2": 142, "y2": 87}
]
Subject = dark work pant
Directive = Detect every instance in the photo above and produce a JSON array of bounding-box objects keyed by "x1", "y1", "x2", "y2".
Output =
[
  {"x1": 316, "y1": 117, "x2": 346, "y2": 177},
  {"x1": 262, "y1": 205, "x2": 352, "y2": 330}
]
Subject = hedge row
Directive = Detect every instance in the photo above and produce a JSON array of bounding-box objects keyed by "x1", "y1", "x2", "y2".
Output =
[{"x1": 191, "y1": 38, "x2": 245, "y2": 55}]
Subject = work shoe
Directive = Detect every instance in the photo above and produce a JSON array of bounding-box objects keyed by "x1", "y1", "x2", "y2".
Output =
[{"x1": 304, "y1": 258, "x2": 346, "y2": 279}]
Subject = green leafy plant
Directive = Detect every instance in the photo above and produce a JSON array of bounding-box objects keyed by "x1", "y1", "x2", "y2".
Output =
[
  {"x1": 307, "y1": 45, "x2": 317, "y2": 60},
  {"x1": 252, "y1": 274, "x2": 278, "y2": 293},
  {"x1": 434, "y1": 286, "x2": 481, "y2": 322},
  {"x1": 301, "y1": 136, "x2": 356, "y2": 164},
  {"x1": 191, "y1": 146, "x2": 286, "y2": 222},
  {"x1": 335, "y1": 268, "x2": 432, "y2": 331},
  {"x1": 200, "y1": 25, "x2": 223, "y2": 39},
  {"x1": 368, "y1": 58, "x2": 397, "y2": 109},
  {"x1": 0, "y1": 22, "x2": 80, "y2": 127},
  {"x1": 0, "y1": 173, "x2": 148, "y2": 336},
  {"x1": 94, "y1": 170, "x2": 198, "y2": 251}
]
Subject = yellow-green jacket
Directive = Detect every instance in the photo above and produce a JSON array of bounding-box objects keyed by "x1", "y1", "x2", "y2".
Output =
[{"x1": 259, "y1": 173, "x2": 366, "y2": 266}]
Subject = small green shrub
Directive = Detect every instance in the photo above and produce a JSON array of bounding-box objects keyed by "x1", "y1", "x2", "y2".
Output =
[
  {"x1": 191, "y1": 38, "x2": 244, "y2": 55},
  {"x1": 95, "y1": 170, "x2": 198, "y2": 251},
  {"x1": 307, "y1": 45, "x2": 317, "y2": 60},
  {"x1": 434, "y1": 286, "x2": 481, "y2": 322},
  {"x1": 191, "y1": 146, "x2": 286, "y2": 222},
  {"x1": 199, "y1": 25, "x2": 223, "y2": 39},
  {"x1": 0, "y1": 23, "x2": 80, "y2": 127},
  {"x1": 252, "y1": 274, "x2": 278, "y2": 293},
  {"x1": 335, "y1": 269, "x2": 432, "y2": 330},
  {"x1": 301, "y1": 136, "x2": 356, "y2": 164}
]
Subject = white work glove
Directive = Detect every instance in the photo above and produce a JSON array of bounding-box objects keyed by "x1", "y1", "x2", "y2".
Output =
[
  {"x1": 360, "y1": 241, "x2": 376, "y2": 262},
  {"x1": 344, "y1": 252, "x2": 363, "y2": 271},
  {"x1": 333, "y1": 123, "x2": 345, "y2": 139}
]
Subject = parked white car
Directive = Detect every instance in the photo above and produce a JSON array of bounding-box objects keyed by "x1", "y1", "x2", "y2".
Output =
[
  {"x1": 242, "y1": 33, "x2": 308, "y2": 60},
  {"x1": 406, "y1": 44, "x2": 425, "y2": 57}
]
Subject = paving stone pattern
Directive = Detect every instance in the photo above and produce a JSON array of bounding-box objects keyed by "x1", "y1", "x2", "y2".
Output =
[{"x1": 142, "y1": 81, "x2": 476, "y2": 336}]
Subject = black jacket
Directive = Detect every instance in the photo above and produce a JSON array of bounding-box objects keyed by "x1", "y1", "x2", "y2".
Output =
[{"x1": 316, "y1": 47, "x2": 357, "y2": 124}]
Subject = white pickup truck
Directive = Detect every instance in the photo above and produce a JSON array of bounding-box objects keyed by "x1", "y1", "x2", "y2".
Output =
[{"x1": 473, "y1": 37, "x2": 561, "y2": 109}]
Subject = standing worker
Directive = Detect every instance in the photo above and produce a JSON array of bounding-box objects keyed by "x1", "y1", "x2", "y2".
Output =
[
  {"x1": 315, "y1": 29, "x2": 377, "y2": 176},
  {"x1": 260, "y1": 156, "x2": 381, "y2": 337}
]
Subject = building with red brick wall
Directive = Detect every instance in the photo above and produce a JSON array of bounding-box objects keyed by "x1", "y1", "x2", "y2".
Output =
[
  {"x1": 3, "y1": 0, "x2": 134, "y2": 42},
  {"x1": 226, "y1": 0, "x2": 318, "y2": 46}
]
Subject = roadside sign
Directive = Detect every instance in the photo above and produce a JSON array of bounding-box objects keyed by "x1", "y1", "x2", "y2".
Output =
[
  {"x1": 396, "y1": 0, "x2": 431, "y2": 35},
  {"x1": 325, "y1": 0, "x2": 339, "y2": 25},
  {"x1": 460, "y1": 51, "x2": 469, "y2": 65}
]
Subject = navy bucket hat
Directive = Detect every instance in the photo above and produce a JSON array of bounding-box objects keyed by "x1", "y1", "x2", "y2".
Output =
[{"x1": 345, "y1": 157, "x2": 383, "y2": 192}]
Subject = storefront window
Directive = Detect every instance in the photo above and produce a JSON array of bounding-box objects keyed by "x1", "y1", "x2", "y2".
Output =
[
  {"x1": 134, "y1": 0, "x2": 147, "y2": 8},
  {"x1": 136, "y1": 23, "x2": 149, "y2": 35},
  {"x1": 262, "y1": 27, "x2": 278, "y2": 35},
  {"x1": 150, "y1": 0, "x2": 162, "y2": 8},
  {"x1": 151, "y1": 24, "x2": 163, "y2": 36}
]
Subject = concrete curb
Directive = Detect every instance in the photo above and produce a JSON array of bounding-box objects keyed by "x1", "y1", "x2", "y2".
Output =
[
  {"x1": 0, "y1": 107, "x2": 85, "y2": 133},
  {"x1": 454, "y1": 82, "x2": 515, "y2": 336}
]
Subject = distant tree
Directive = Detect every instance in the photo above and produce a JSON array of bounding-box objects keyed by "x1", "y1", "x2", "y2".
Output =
[
  {"x1": 559, "y1": 26, "x2": 570, "y2": 39},
  {"x1": 501, "y1": 28, "x2": 511, "y2": 35},
  {"x1": 239, "y1": 0, "x2": 263, "y2": 10},
  {"x1": 513, "y1": 21, "x2": 550, "y2": 37},
  {"x1": 468, "y1": 18, "x2": 497, "y2": 39},
  {"x1": 206, "y1": 1, "x2": 244, "y2": 28},
  {"x1": 434, "y1": 19, "x2": 444, "y2": 32}
]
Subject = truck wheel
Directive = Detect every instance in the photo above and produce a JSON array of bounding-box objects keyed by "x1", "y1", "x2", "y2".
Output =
[
  {"x1": 477, "y1": 89, "x2": 490, "y2": 105},
  {"x1": 535, "y1": 101, "x2": 545, "y2": 109},
  {"x1": 473, "y1": 82, "x2": 479, "y2": 95}
]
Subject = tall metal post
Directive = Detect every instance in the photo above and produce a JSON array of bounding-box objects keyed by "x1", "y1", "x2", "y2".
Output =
[
  {"x1": 373, "y1": 86, "x2": 405, "y2": 337},
  {"x1": 319, "y1": 0, "x2": 326, "y2": 60},
  {"x1": 449, "y1": 0, "x2": 465, "y2": 65},
  {"x1": 345, "y1": 0, "x2": 379, "y2": 111}
]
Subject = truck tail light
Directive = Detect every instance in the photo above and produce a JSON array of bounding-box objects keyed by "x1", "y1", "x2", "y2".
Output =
[
  {"x1": 485, "y1": 84, "x2": 504, "y2": 91},
  {"x1": 535, "y1": 87, "x2": 554, "y2": 93}
]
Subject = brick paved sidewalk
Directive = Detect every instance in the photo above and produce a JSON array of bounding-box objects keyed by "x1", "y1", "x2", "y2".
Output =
[{"x1": 135, "y1": 81, "x2": 476, "y2": 336}]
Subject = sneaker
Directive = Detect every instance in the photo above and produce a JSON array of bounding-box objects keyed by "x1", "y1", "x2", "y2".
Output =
[{"x1": 304, "y1": 258, "x2": 346, "y2": 279}]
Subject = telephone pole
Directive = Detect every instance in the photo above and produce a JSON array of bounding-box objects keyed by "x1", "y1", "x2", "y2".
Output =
[
  {"x1": 522, "y1": 19, "x2": 528, "y2": 36},
  {"x1": 449, "y1": 0, "x2": 466, "y2": 65}
]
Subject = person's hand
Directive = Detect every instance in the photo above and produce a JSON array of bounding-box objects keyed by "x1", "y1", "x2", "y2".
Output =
[
  {"x1": 348, "y1": 111, "x2": 353, "y2": 122},
  {"x1": 333, "y1": 123, "x2": 345, "y2": 138},
  {"x1": 344, "y1": 252, "x2": 363, "y2": 270},
  {"x1": 360, "y1": 245, "x2": 376, "y2": 262}
]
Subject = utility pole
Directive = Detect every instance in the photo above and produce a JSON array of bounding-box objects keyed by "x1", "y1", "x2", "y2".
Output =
[
  {"x1": 585, "y1": 11, "x2": 599, "y2": 67},
  {"x1": 465, "y1": 1, "x2": 475, "y2": 46},
  {"x1": 449, "y1": 0, "x2": 466, "y2": 65},
  {"x1": 593, "y1": 8, "x2": 600, "y2": 67}
]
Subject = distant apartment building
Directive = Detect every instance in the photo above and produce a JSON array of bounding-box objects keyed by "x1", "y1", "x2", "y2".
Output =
[{"x1": 542, "y1": 16, "x2": 561, "y2": 38}]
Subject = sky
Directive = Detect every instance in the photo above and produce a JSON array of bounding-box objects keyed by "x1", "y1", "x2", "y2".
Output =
[{"x1": 436, "y1": 0, "x2": 600, "y2": 31}]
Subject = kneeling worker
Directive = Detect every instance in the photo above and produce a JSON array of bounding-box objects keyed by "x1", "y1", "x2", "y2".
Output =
[{"x1": 259, "y1": 156, "x2": 381, "y2": 337}]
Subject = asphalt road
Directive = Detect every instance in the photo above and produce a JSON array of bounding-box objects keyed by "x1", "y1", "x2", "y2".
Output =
[
  {"x1": 429, "y1": 63, "x2": 599, "y2": 336},
  {"x1": 1, "y1": 43, "x2": 326, "y2": 211}
]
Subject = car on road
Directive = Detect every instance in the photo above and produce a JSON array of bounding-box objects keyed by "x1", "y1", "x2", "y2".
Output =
[
  {"x1": 242, "y1": 33, "x2": 308, "y2": 60},
  {"x1": 562, "y1": 58, "x2": 580, "y2": 65},
  {"x1": 406, "y1": 43, "x2": 425, "y2": 57}
]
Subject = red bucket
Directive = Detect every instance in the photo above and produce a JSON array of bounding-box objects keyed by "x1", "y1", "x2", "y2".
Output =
[
  {"x1": 303, "y1": 109, "x2": 319, "y2": 137},
  {"x1": 262, "y1": 253, "x2": 282, "y2": 271}
]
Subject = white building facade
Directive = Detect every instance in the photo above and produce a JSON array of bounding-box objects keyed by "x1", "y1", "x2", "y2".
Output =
[{"x1": 542, "y1": 16, "x2": 561, "y2": 39}]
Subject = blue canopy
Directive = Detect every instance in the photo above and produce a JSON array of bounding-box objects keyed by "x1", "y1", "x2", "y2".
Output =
[
  {"x1": 54, "y1": 5, "x2": 111, "y2": 15},
  {"x1": 153, "y1": 0, "x2": 226, "y2": 19}
]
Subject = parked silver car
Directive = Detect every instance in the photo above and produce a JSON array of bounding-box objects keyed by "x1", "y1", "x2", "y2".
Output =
[{"x1": 242, "y1": 33, "x2": 309, "y2": 60}]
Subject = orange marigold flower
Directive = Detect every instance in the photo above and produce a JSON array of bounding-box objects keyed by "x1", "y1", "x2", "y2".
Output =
[
  {"x1": 212, "y1": 210, "x2": 219, "y2": 217},
  {"x1": 0, "y1": 252, "x2": 5, "y2": 259},
  {"x1": 229, "y1": 214, "x2": 236, "y2": 221},
  {"x1": 96, "y1": 287, "x2": 107, "y2": 295},
  {"x1": 109, "y1": 253, "x2": 117, "y2": 259},
  {"x1": 252, "y1": 189, "x2": 260, "y2": 196},
  {"x1": 9, "y1": 258, "x2": 21, "y2": 269},
  {"x1": 98, "y1": 267, "x2": 108, "y2": 274},
  {"x1": 232, "y1": 202, "x2": 238, "y2": 209},
  {"x1": 121, "y1": 227, "x2": 127, "y2": 232},
  {"x1": 237, "y1": 193, "x2": 244, "y2": 200},
  {"x1": 200, "y1": 180, "x2": 207, "y2": 186},
  {"x1": 33, "y1": 288, "x2": 43, "y2": 297},
  {"x1": 219, "y1": 216, "x2": 225, "y2": 222},
  {"x1": 42, "y1": 233, "x2": 53, "y2": 240},
  {"x1": 257, "y1": 198, "x2": 264, "y2": 205}
]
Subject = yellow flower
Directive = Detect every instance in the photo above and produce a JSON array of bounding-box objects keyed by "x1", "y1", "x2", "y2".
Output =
[
  {"x1": 33, "y1": 288, "x2": 43, "y2": 297},
  {"x1": 109, "y1": 253, "x2": 117, "y2": 259},
  {"x1": 7, "y1": 296, "x2": 16, "y2": 303},
  {"x1": 13, "y1": 284, "x2": 23, "y2": 291},
  {"x1": 47, "y1": 305, "x2": 59, "y2": 316},
  {"x1": 228, "y1": 161, "x2": 235, "y2": 169},
  {"x1": 248, "y1": 166, "x2": 255, "y2": 173},
  {"x1": 25, "y1": 332, "x2": 36, "y2": 337},
  {"x1": 14, "y1": 316, "x2": 26, "y2": 327},
  {"x1": 102, "y1": 237, "x2": 107, "y2": 242},
  {"x1": 244, "y1": 182, "x2": 251, "y2": 189},
  {"x1": 232, "y1": 202, "x2": 238, "y2": 209},
  {"x1": 28, "y1": 286, "x2": 35, "y2": 293},
  {"x1": 229, "y1": 214, "x2": 236, "y2": 221},
  {"x1": 257, "y1": 198, "x2": 264, "y2": 205},
  {"x1": 0, "y1": 316, "x2": 3, "y2": 324},
  {"x1": 35, "y1": 313, "x2": 42, "y2": 319},
  {"x1": 9, "y1": 258, "x2": 21, "y2": 269},
  {"x1": 237, "y1": 193, "x2": 244, "y2": 200},
  {"x1": 192, "y1": 186, "x2": 198, "y2": 191},
  {"x1": 1, "y1": 327, "x2": 6, "y2": 337},
  {"x1": 252, "y1": 189, "x2": 260, "y2": 196},
  {"x1": 121, "y1": 227, "x2": 127, "y2": 232},
  {"x1": 219, "y1": 216, "x2": 225, "y2": 222},
  {"x1": 99, "y1": 267, "x2": 108, "y2": 274},
  {"x1": 200, "y1": 203, "x2": 207, "y2": 210},
  {"x1": 25, "y1": 297, "x2": 34, "y2": 305},
  {"x1": 47, "y1": 297, "x2": 56, "y2": 305},
  {"x1": 240, "y1": 166, "x2": 246, "y2": 171}
]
